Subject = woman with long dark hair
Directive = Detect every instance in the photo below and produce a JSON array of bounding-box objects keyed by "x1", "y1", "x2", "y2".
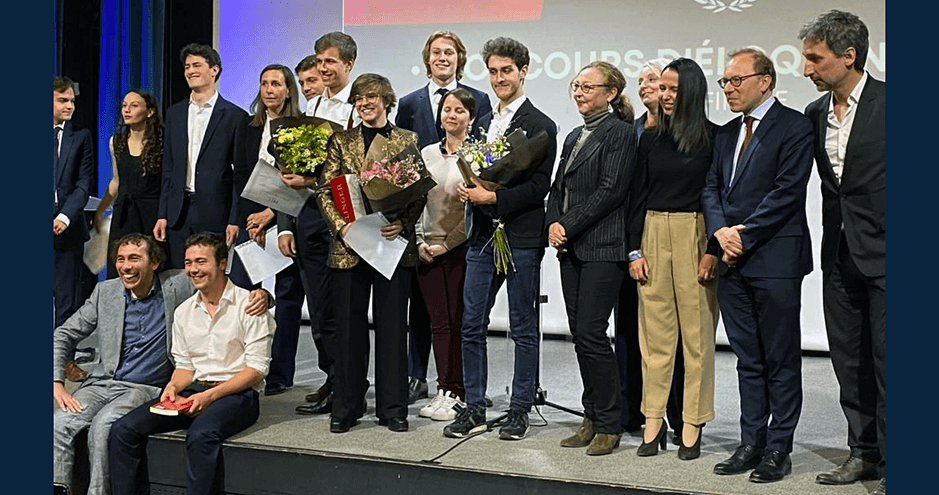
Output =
[
  {"x1": 627, "y1": 58, "x2": 719, "y2": 460},
  {"x1": 545, "y1": 61, "x2": 636, "y2": 456},
  {"x1": 95, "y1": 89, "x2": 164, "y2": 279}
]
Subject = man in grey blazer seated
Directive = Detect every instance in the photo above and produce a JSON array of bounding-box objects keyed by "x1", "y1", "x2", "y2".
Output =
[{"x1": 52, "y1": 233, "x2": 270, "y2": 495}]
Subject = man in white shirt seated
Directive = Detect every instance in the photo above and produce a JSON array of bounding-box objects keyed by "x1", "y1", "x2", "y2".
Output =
[{"x1": 109, "y1": 232, "x2": 275, "y2": 495}]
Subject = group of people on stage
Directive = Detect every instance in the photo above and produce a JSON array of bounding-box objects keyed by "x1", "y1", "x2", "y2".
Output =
[{"x1": 53, "y1": 8, "x2": 885, "y2": 495}]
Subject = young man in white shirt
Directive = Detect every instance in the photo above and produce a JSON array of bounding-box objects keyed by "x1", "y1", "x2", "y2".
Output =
[{"x1": 109, "y1": 232, "x2": 275, "y2": 495}]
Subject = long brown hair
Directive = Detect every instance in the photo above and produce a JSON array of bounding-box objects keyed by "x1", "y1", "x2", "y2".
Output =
[{"x1": 112, "y1": 89, "x2": 164, "y2": 176}]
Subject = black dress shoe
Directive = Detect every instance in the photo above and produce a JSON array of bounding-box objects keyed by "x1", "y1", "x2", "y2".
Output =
[
  {"x1": 749, "y1": 450, "x2": 792, "y2": 483},
  {"x1": 305, "y1": 382, "x2": 332, "y2": 403},
  {"x1": 265, "y1": 383, "x2": 288, "y2": 396},
  {"x1": 378, "y1": 417, "x2": 409, "y2": 432},
  {"x1": 816, "y1": 456, "x2": 880, "y2": 485},
  {"x1": 329, "y1": 416, "x2": 359, "y2": 433},
  {"x1": 407, "y1": 377, "x2": 428, "y2": 405},
  {"x1": 714, "y1": 445, "x2": 764, "y2": 475},
  {"x1": 296, "y1": 394, "x2": 332, "y2": 415}
]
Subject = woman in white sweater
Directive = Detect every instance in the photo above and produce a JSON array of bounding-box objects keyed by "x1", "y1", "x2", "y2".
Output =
[{"x1": 415, "y1": 88, "x2": 476, "y2": 421}]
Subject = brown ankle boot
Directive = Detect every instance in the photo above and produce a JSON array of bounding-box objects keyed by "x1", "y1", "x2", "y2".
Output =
[
  {"x1": 560, "y1": 417, "x2": 595, "y2": 447},
  {"x1": 586, "y1": 432, "x2": 622, "y2": 456}
]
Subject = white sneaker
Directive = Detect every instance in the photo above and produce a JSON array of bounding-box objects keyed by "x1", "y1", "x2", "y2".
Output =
[
  {"x1": 431, "y1": 391, "x2": 464, "y2": 421},
  {"x1": 420, "y1": 389, "x2": 445, "y2": 418}
]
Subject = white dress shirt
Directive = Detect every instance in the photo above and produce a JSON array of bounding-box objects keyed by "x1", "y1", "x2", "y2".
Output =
[
  {"x1": 186, "y1": 91, "x2": 219, "y2": 192},
  {"x1": 428, "y1": 80, "x2": 458, "y2": 122},
  {"x1": 305, "y1": 84, "x2": 360, "y2": 129},
  {"x1": 730, "y1": 96, "x2": 776, "y2": 186},
  {"x1": 171, "y1": 280, "x2": 275, "y2": 392},
  {"x1": 825, "y1": 71, "x2": 868, "y2": 185},
  {"x1": 54, "y1": 122, "x2": 69, "y2": 226},
  {"x1": 486, "y1": 95, "x2": 528, "y2": 143}
]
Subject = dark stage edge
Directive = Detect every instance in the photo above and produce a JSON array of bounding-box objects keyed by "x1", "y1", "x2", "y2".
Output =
[
  {"x1": 146, "y1": 435, "x2": 690, "y2": 495},
  {"x1": 138, "y1": 381, "x2": 874, "y2": 495}
]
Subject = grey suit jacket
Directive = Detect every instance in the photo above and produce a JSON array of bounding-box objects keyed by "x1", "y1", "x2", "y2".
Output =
[{"x1": 52, "y1": 270, "x2": 195, "y2": 383}]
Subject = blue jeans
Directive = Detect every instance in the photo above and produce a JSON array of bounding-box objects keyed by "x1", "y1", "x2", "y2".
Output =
[
  {"x1": 461, "y1": 244, "x2": 543, "y2": 412},
  {"x1": 53, "y1": 379, "x2": 161, "y2": 495}
]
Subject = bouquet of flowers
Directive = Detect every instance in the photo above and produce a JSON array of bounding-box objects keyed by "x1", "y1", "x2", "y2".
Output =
[
  {"x1": 456, "y1": 128, "x2": 553, "y2": 273},
  {"x1": 357, "y1": 133, "x2": 437, "y2": 221},
  {"x1": 267, "y1": 116, "x2": 343, "y2": 175}
]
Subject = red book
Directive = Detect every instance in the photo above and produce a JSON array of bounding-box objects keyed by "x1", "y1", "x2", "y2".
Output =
[
  {"x1": 330, "y1": 175, "x2": 366, "y2": 223},
  {"x1": 150, "y1": 397, "x2": 193, "y2": 416}
]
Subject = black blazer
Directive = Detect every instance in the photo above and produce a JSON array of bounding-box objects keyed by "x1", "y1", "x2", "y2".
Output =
[
  {"x1": 157, "y1": 94, "x2": 249, "y2": 230},
  {"x1": 469, "y1": 98, "x2": 558, "y2": 249},
  {"x1": 54, "y1": 121, "x2": 94, "y2": 249},
  {"x1": 395, "y1": 82, "x2": 493, "y2": 149},
  {"x1": 701, "y1": 99, "x2": 814, "y2": 279},
  {"x1": 805, "y1": 76, "x2": 885, "y2": 278},
  {"x1": 545, "y1": 115, "x2": 636, "y2": 261}
]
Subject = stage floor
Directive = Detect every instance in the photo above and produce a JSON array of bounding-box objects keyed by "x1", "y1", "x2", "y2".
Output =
[
  {"x1": 224, "y1": 331, "x2": 872, "y2": 495},
  {"x1": 62, "y1": 328, "x2": 875, "y2": 494}
]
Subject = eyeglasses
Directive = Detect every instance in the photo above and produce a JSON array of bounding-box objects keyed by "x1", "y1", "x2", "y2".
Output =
[
  {"x1": 717, "y1": 73, "x2": 766, "y2": 89},
  {"x1": 352, "y1": 92, "x2": 382, "y2": 104},
  {"x1": 570, "y1": 82, "x2": 609, "y2": 94}
]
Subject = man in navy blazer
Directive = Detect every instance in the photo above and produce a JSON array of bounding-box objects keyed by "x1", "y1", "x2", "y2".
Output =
[
  {"x1": 395, "y1": 31, "x2": 492, "y2": 148},
  {"x1": 54, "y1": 76, "x2": 94, "y2": 375},
  {"x1": 154, "y1": 43, "x2": 248, "y2": 269},
  {"x1": 799, "y1": 11, "x2": 885, "y2": 492},
  {"x1": 702, "y1": 48, "x2": 814, "y2": 483},
  {"x1": 444, "y1": 37, "x2": 557, "y2": 441},
  {"x1": 394, "y1": 30, "x2": 493, "y2": 404}
]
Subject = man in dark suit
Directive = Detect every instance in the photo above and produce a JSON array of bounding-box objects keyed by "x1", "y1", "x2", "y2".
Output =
[
  {"x1": 394, "y1": 30, "x2": 493, "y2": 404},
  {"x1": 279, "y1": 32, "x2": 358, "y2": 416},
  {"x1": 54, "y1": 76, "x2": 94, "y2": 382},
  {"x1": 799, "y1": 11, "x2": 885, "y2": 494},
  {"x1": 154, "y1": 43, "x2": 248, "y2": 269},
  {"x1": 444, "y1": 37, "x2": 557, "y2": 441},
  {"x1": 701, "y1": 48, "x2": 814, "y2": 483}
]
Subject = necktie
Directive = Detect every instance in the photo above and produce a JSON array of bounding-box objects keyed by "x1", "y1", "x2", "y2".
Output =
[
  {"x1": 736, "y1": 116, "x2": 754, "y2": 165},
  {"x1": 434, "y1": 87, "x2": 449, "y2": 140}
]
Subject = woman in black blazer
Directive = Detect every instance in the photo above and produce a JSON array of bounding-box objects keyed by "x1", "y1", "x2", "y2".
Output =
[
  {"x1": 545, "y1": 61, "x2": 636, "y2": 456},
  {"x1": 233, "y1": 64, "x2": 308, "y2": 396}
]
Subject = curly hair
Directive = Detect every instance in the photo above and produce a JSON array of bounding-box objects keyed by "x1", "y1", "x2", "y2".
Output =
[{"x1": 112, "y1": 89, "x2": 164, "y2": 176}]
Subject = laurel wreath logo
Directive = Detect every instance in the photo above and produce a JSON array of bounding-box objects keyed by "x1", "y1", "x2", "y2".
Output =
[{"x1": 695, "y1": 0, "x2": 757, "y2": 13}]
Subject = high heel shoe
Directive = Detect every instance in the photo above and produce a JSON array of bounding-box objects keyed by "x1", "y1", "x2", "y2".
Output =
[
  {"x1": 637, "y1": 421, "x2": 667, "y2": 456},
  {"x1": 677, "y1": 423, "x2": 705, "y2": 460}
]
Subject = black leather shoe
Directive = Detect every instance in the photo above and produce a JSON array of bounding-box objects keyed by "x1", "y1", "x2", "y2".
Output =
[
  {"x1": 265, "y1": 383, "x2": 288, "y2": 396},
  {"x1": 407, "y1": 377, "x2": 428, "y2": 404},
  {"x1": 749, "y1": 450, "x2": 792, "y2": 483},
  {"x1": 714, "y1": 445, "x2": 764, "y2": 475},
  {"x1": 53, "y1": 483, "x2": 70, "y2": 495},
  {"x1": 305, "y1": 381, "x2": 332, "y2": 403},
  {"x1": 329, "y1": 416, "x2": 359, "y2": 433},
  {"x1": 816, "y1": 456, "x2": 880, "y2": 485},
  {"x1": 378, "y1": 417, "x2": 409, "y2": 432},
  {"x1": 296, "y1": 394, "x2": 332, "y2": 415}
]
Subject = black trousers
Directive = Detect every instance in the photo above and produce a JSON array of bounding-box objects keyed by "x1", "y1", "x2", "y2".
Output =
[
  {"x1": 824, "y1": 234, "x2": 886, "y2": 464},
  {"x1": 331, "y1": 263, "x2": 410, "y2": 422},
  {"x1": 559, "y1": 255, "x2": 625, "y2": 433},
  {"x1": 266, "y1": 260, "x2": 307, "y2": 387},
  {"x1": 294, "y1": 201, "x2": 338, "y2": 385},
  {"x1": 109, "y1": 384, "x2": 260, "y2": 495}
]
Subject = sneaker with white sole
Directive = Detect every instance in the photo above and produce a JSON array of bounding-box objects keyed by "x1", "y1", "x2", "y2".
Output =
[
  {"x1": 419, "y1": 389, "x2": 445, "y2": 418},
  {"x1": 499, "y1": 408, "x2": 530, "y2": 440},
  {"x1": 443, "y1": 405, "x2": 487, "y2": 438},
  {"x1": 431, "y1": 391, "x2": 463, "y2": 421}
]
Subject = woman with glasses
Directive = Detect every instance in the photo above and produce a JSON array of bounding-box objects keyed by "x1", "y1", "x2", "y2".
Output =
[
  {"x1": 627, "y1": 58, "x2": 719, "y2": 460},
  {"x1": 315, "y1": 73, "x2": 428, "y2": 434},
  {"x1": 545, "y1": 61, "x2": 635, "y2": 456}
]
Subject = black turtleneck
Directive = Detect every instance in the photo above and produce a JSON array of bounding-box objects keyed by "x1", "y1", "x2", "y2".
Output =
[{"x1": 362, "y1": 121, "x2": 393, "y2": 153}]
